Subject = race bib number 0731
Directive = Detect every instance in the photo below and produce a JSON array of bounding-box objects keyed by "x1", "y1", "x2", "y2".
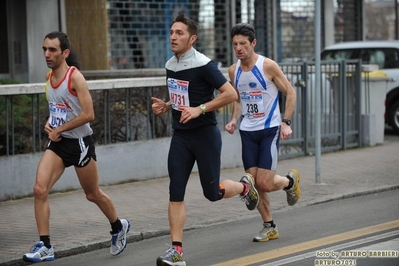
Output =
[{"x1": 167, "y1": 78, "x2": 190, "y2": 110}]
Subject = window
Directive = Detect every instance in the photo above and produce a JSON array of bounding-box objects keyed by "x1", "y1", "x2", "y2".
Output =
[
  {"x1": 367, "y1": 50, "x2": 385, "y2": 69},
  {"x1": 322, "y1": 47, "x2": 399, "y2": 70},
  {"x1": 362, "y1": 48, "x2": 399, "y2": 70},
  {"x1": 382, "y1": 49, "x2": 399, "y2": 69},
  {"x1": 0, "y1": 0, "x2": 9, "y2": 73},
  {"x1": 321, "y1": 49, "x2": 356, "y2": 61}
]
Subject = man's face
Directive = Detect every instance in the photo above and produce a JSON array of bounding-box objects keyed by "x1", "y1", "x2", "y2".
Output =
[
  {"x1": 169, "y1": 22, "x2": 197, "y2": 57},
  {"x1": 42, "y1": 38, "x2": 67, "y2": 69},
  {"x1": 232, "y1": 35, "x2": 256, "y2": 60}
]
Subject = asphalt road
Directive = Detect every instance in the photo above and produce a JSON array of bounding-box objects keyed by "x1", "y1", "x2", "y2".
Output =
[{"x1": 46, "y1": 189, "x2": 399, "y2": 266}]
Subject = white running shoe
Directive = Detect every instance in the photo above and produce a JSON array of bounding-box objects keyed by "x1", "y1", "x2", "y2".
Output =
[
  {"x1": 110, "y1": 218, "x2": 130, "y2": 256},
  {"x1": 253, "y1": 223, "x2": 280, "y2": 242},
  {"x1": 156, "y1": 246, "x2": 186, "y2": 266},
  {"x1": 23, "y1": 241, "x2": 55, "y2": 262}
]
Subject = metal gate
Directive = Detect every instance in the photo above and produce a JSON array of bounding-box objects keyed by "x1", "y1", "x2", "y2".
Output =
[{"x1": 278, "y1": 59, "x2": 363, "y2": 159}]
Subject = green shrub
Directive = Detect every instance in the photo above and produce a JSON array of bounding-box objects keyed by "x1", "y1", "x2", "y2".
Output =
[{"x1": 0, "y1": 78, "x2": 22, "y2": 85}]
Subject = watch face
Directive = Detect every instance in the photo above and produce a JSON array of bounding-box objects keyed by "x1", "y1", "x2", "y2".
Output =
[
  {"x1": 200, "y1": 104, "x2": 206, "y2": 114},
  {"x1": 283, "y1": 119, "x2": 291, "y2": 125}
]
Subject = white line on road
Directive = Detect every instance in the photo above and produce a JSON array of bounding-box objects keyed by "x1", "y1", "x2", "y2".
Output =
[{"x1": 259, "y1": 230, "x2": 399, "y2": 266}]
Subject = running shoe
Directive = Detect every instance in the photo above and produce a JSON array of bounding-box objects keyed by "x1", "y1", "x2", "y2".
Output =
[
  {"x1": 110, "y1": 218, "x2": 130, "y2": 256},
  {"x1": 239, "y1": 173, "x2": 259, "y2": 210},
  {"x1": 285, "y1": 169, "x2": 301, "y2": 206},
  {"x1": 253, "y1": 223, "x2": 280, "y2": 242},
  {"x1": 23, "y1": 241, "x2": 54, "y2": 262},
  {"x1": 156, "y1": 246, "x2": 186, "y2": 266}
]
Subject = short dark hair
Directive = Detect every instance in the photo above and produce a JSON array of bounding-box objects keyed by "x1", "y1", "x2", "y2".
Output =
[
  {"x1": 66, "y1": 47, "x2": 81, "y2": 69},
  {"x1": 44, "y1": 31, "x2": 71, "y2": 52},
  {"x1": 230, "y1": 23, "x2": 256, "y2": 42},
  {"x1": 172, "y1": 13, "x2": 199, "y2": 36}
]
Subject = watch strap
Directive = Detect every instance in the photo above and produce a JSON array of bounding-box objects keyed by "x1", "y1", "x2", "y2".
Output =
[{"x1": 282, "y1": 118, "x2": 291, "y2": 125}]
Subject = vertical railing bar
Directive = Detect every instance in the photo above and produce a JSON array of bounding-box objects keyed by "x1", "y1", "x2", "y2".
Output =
[
  {"x1": 301, "y1": 63, "x2": 306, "y2": 153},
  {"x1": 107, "y1": 90, "x2": 111, "y2": 144},
  {"x1": 5, "y1": 96, "x2": 9, "y2": 156},
  {"x1": 355, "y1": 60, "x2": 362, "y2": 146},
  {"x1": 125, "y1": 88, "x2": 129, "y2": 142},
  {"x1": 341, "y1": 60, "x2": 347, "y2": 150},
  {"x1": 324, "y1": 62, "x2": 328, "y2": 135},
  {"x1": 303, "y1": 62, "x2": 309, "y2": 155},
  {"x1": 37, "y1": 94, "x2": 42, "y2": 152},
  {"x1": 11, "y1": 96, "x2": 15, "y2": 155},
  {"x1": 31, "y1": 94, "x2": 36, "y2": 154},
  {"x1": 150, "y1": 87, "x2": 155, "y2": 139},
  {"x1": 103, "y1": 90, "x2": 108, "y2": 145},
  {"x1": 146, "y1": 87, "x2": 150, "y2": 140},
  {"x1": 128, "y1": 87, "x2": 132, "y2": 141}
]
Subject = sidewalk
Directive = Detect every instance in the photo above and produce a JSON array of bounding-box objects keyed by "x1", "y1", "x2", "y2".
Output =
[{"x1": 1, "y1": 140, "x2": 399, "y2": 266}]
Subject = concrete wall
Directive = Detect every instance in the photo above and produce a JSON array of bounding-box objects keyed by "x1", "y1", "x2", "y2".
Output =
[{"x1": 0, "y1": 132, "x2": 242, "y2": 201}]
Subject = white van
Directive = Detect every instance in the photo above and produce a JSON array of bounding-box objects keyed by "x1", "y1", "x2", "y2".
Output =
[{"x1": 321, "y1": 41, "x2": 399, "y2": 135}]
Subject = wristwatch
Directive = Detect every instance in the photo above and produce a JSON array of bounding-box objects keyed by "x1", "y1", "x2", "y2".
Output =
[
  {"x1": 200, "y1": 104, "x2": 207, "y2": 115},
  {"x1": 282, "y1": 119, "x2": 291, "y2": 125}
]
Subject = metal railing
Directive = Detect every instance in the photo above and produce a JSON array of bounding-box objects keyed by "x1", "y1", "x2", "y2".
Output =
[
  {"x1": 279, "y1": 59, "x2": 363, "y2": 157},
  {"x1": 0, "y1": 61, "x2": 363, "y2": 158}
]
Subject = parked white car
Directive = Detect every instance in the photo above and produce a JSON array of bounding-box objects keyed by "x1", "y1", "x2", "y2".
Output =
[{"x1": 321, "y1": 40, "x2": 399, "y2": 134}]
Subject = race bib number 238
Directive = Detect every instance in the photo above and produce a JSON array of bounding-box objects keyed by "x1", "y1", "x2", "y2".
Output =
[{"x1": 240, "y1": 90, "x2": 265, "y2": 119}]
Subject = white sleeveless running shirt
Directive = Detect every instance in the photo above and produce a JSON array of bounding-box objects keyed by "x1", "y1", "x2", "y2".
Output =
[
  {"x1": 234, "y1": 56, "x2": 281, "y2": 131},
  {"x1": 46, "y1": 66, "x2": 93, "y2": 138}
]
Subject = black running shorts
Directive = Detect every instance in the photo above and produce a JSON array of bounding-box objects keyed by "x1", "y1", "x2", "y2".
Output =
[{"x1": 46, "y1": 135, "x2": 97, "y2": 168}]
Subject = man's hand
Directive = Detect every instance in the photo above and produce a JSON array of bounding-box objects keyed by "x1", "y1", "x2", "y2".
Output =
[
  {"x1": 225, "y1": 120, "x2": 237, "y2": 134},
  {"x1": 178, "y1": 106, "x2": 201, "y2": 124},
  {"x1": 280, "y1": 123, "x2": 292, "y2": 141},
  {"x1": 44, "y1": 121, "x2": 62, "y2": 142},
  {"x1": 151, "y1": 97, "x2": 167, "y2": 115}
]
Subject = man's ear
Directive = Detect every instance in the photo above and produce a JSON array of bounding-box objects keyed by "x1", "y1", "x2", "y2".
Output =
[
  {"x1": 62, "y1": 48, "x2": 71, "y2": 59},
  {"x1": 190, "y1": 34, "x2": 197, "y2": 45},
  {"x1": 252, "y1": 39, "x2": 257, "y2": 48}
]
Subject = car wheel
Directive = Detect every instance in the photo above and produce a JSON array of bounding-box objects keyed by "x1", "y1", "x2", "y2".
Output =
[{"x1": 388, "y1": 100, "x2": 399, "y2": 135}]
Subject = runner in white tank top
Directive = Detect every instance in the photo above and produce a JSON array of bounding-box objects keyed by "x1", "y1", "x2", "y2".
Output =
[
  {"x1": 226, "y1": 23, "x2": 301, "y2": 243},
  {"x1": 23, "y1": 31, "x2": 130, "y2": 263}
]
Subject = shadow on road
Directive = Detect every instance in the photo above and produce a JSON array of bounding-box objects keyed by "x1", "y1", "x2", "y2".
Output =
[{"x1": 384, "y1": 125, "x2": 399, "y2": 143}]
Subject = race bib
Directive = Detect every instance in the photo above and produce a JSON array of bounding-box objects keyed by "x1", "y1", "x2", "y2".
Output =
[
  {"x1": 48, "y1": 102, "x2": 67, "y2": 128},
  {"x1": 167, "y1": 78, "x2": 190, "y2": 110},
  {"x1": 240, "y1": 91, "x2": 266, "y2": 119}
]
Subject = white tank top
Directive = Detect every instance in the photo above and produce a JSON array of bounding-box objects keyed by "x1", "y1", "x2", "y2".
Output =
[
  {"x1": 234, "y1": 56, "x2": 281, "y2": 131},
  {"x1": 46, "y1": 67, "x2": 93, "y2": 138}
]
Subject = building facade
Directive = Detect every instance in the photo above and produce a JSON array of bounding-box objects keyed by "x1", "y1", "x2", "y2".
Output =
[{"x1": 1, "y1": 0, "x2": 367, "y2": 83}]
